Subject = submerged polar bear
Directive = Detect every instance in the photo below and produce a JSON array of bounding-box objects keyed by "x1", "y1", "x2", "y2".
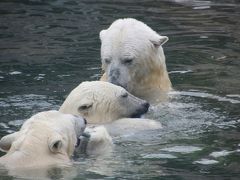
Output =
[
  {"x1": 59, "y1": 81, "x2": 162, "y2": 155},
  {"x1": 0, "y1": 111, "x2": 86, "y2": 169},
  {"x1": 100, "y1": 18, "x2": 172, "y2": 103},
  {"x1": 59, "y1": 81, "x2": 150, "y2": 124}
]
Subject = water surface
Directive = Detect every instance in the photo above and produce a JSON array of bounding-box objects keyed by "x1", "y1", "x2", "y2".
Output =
[{"x1": 0, "y1": 0, "x2": 240, "y2": 179}]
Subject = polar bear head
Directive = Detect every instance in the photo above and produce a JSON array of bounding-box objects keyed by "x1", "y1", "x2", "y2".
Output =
[
  {"x1": 99, "y1": 18, "x2": 171, "y2": 101},
  {"x1": 59, "y1": 81, "x2": 149, "y2": 124},
  {"x1": 0, "y1": 111, "x2": 86, "y2": 168}
]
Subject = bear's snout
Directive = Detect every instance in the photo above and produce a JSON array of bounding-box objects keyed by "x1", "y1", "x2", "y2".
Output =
[
  {"x1": 130, "y1": 101, "x2": 150, "y2": 118},
  {"x1": 143, "y1": 101, "x2": 150, "y2": 111},
  {"x1": 83, "y1": 118, "x2": 87, "y2": 125},
  {"x1": 109, "y1": 68, "x2": 125, "y2": 88},
  {"x1": 109, "y1": 68, "x2": 120, "y2": 81},
  {"x1": 141, "y1": 101, "x2": 150, "y2": 114}
]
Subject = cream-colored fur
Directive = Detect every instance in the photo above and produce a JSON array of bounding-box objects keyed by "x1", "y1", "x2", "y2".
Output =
[
  {"x1": 99, "y1": 18, "x2": 172, "y2": 103},
  {"x1": 59, "y1": 81, "x2": 149, "y2": 124},
  {"x1": 59, "y1": 81, "x2": 162, "y2": 156},
  {"x1": 0, "y1": 110, "x2": 86, "y2": 169},
  {"x1": 104, "y1": 118, "x2": 162, "y2": 137},
  {"x1": 76, "y1": 118, "x2": 162, "y2": 156},
  {"x1": 80, "y1": 126, "x2": 113, "y2": 155}
]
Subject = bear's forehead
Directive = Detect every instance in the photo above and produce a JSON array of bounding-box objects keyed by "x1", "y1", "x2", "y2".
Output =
[
  {"x1": 32, "y1": 112, "x2": 75, "y2": 124},
  {"x1": 110, "y1": 18, "x2": 153, "y2": 34},
  {"x1": 107, "y1": 19, "x2": 155, "y2": 39},
  {"x1": 103, "y1": 30, "x2": 150, "y2": 44},
  {"x1": 86, "y1": 87, "x2": 120, "y2": 96},
  {"x1": 81, "y1": 81, "x2": 123, "y2": 91},
  {"x1": 12, "y1": 125, "x2": 52, "y2": 147},
  {"x1": 77, "y1": 81, "x2": 126, "y2": 99},
  {"x1": 101, "y1": 32, "x2": 152, "y2": 57},
  {"x1": 78, "y1": 88, "x2": 122, "y2": 99}
]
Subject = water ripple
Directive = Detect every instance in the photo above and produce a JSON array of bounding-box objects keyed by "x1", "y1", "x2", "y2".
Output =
[
  {"x1": 170, "y1": 91, "x2": 240, "y2": 104},
  {"x1": 0, "y1": 0, "x2": 240, "y2": 178}
]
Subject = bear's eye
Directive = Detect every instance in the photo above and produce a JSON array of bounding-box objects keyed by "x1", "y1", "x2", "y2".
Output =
[
  {"x1": 78, "y1": 104, "x2": 92, "y2": 111},
  {"x1": 104, "y1": 58, "x2": 111, "y2": 64},
  {"x1": 121, "y1": 92, "x2": 128, "y2": 98},
  {"x1": 122, "y1": 58, "x2": 133, "y2": 65}
]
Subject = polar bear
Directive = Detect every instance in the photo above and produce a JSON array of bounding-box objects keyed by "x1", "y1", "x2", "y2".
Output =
[
  {"x1": 59, "y1": 81, "x2": 162, "y2": 156},
  {"x1": 0, "y1": 110, "x2": 86, "y2": 169},
  {"x1": 100, "y1": 18, "x2": 172, "y2": 103},
  {"x1": 59, "y1": 81, "x2": 150, "y2": 124}
]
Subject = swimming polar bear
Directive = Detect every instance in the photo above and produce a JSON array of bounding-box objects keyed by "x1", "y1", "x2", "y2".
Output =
[
  {"x1": 100, "y1": 18, "x2": 172, "y2": 103},
  {"x1": 59, "y1": 81, "x2": 150, "y2": 124},
  {"x1": 0, "y1": 110, "x2": 86, "y2": 169},
  {"x1": 59, "y1": 81, "x2": 162, "y2": 155}
]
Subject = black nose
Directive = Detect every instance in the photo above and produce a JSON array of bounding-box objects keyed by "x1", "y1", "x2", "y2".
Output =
[
  {"x1": 83, "y1": 118, "x2": 87, "y2": 125},
  {"x1": 109, "y1": 68, "x2": 120, "y2": 81},
  {"x1": 130, "y1": 101, "x2": 150, "y2": 118},
  {"x1": 143, "y1": 102, "x2": 150, "y2": 110}
]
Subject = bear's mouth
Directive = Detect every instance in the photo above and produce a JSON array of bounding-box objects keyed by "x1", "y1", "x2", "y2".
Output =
[
  {"x1": 130, "y1": 104, "x2": 149, "y2": 118},
  {"x1": 130, "y1": 113, "x2": 142, "y2": 118},
  {"x1": 130, "y1": 111, "x2": 147, "y2": 118},
  {"x1": 111, "y1": 81, "x2": 127, "y2": 89}
]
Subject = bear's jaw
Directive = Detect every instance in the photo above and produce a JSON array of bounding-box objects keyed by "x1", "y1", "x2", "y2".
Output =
[
  {"x1": 1, "y1": 148, "x2": 71, "y2": 169},
  {"x1": 2, "y1": 131, "x2": 74, "y2": 169}
]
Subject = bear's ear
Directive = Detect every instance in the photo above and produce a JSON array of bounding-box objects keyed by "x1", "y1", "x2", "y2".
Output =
[
  {"x1": 0, "y1": 132, "x2": 19, "y2": 152},
  {"x1": 48, "y1": 133, "x2": 63, "y2": 153},
  {"x1": 150, "y1": 36, "x2": 169, "y2": 47},
  {"x1": 99, "y1": 29, "x2": 107, "y2": 41}
]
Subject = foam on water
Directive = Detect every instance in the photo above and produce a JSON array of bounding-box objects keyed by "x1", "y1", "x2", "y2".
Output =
[
  {"x1": 149, "y1": 94, "x2": 222, "y2": 138},
  {"x1": 8, "y1": 119, "x2": 24, "y2": 127},
  {"x1": 210, "y1": 150, "x2": 239, "y2": 158},
  {"x1": 9, "y1": 71, "x2": 22, "y2": 75},
  {"x1": 169, "y1": 70, "x2": 193, "y2": 74},
  {"x1": 142, "y1": 153, "x2": 177, "y2": 159},
  {"x1": 34, "y1": 74, "x2": 46, "y2": 81},
  {"x1": 161, "y1": 146, "x2": 202, "y2": 154},
  {"x1": 169, "y1": 91, "x2": 240, "y2": 104},
  {"x1": 194, "y1": 159, "x2": 219, "y2": 165},
  {"x1": 0, "y1": 0, "x2": 239, "y2": 178},
  {"x1": 146, "y1": 90, "x2": 240, "y2": 142},
  {"x1": 226, "y1": 94, "x2": 240, "y2": 98},
  {"x1": 0, "y1": 122, "x2": 9, "y2": 129}
]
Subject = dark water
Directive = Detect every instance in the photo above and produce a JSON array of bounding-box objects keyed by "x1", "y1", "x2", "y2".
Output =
[{"x1": 0, "y1": 0, "x2": 240, "y2": 179}]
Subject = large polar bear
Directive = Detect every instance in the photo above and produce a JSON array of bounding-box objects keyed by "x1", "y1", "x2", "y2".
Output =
[
  {"x1": 59, "y1": 81, "x2": 150, "y2": 124},
  {"x1": 100, "y1": 18, "x2": 172, "y2": 103},
  {"x1": 0, "y1": 110, "x2": 86, "y2": 169},
  {"x1": 59, "y1": 81, "x2": 162, "y2": 155}
]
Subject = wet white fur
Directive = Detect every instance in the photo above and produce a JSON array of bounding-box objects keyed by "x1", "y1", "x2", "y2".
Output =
[
  {"x1": 0, "y1": 111, "x2": 86, "y2": 169},
  {"x1": 59, "y1": 81, "x2": 147, "y2": 124},
  {"x1": 100, "y1": 18, "x2": 172, "y2": 103}
]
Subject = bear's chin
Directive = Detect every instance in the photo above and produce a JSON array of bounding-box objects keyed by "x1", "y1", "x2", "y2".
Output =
[
  {"x1": 130, "y1": 114, "x2": 143, "y2": 118},
  {"x1": 109, "y1": 80, "x2": 127, "y2": 90},
  {"x1": 130, "y1": 109, "x2": 148, "y2": 118}
]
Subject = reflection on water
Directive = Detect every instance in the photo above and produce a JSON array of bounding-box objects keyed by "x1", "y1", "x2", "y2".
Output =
[{"x1": 0, "y1": 0, "x2": 240, "y2": 179}]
